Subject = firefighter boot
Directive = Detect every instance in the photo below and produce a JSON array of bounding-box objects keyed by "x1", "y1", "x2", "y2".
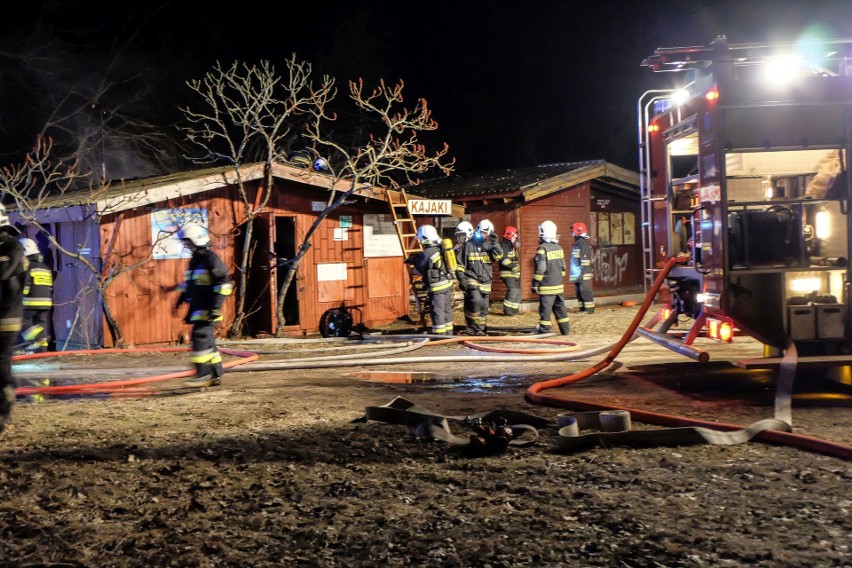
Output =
[
  {"x1": 558, "y1": 321, "x2": 570, "y2": 336},
  {"x1": 184, "y1": 374, "x2": 222, "y2": 388}
]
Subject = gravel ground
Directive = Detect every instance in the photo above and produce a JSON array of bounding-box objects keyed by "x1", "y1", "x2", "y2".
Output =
[{"x1": 1, "y1": 302, "x2": 851, "y2": 567}]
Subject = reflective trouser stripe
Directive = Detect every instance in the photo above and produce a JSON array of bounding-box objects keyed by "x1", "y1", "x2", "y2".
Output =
[
  {"x1": 22, "y1": 325, "x2": 44, "y2": 341},
  {"x1": 429, "y1": 292, "x2": 454, "y2": 335},
  {"x1": 538, "y1": 294, "x2": 569, "y2": 331},
  {"x1": 0, "y1": 318, "x2": 22, "y2": 332},
  {"x1": 463, "y1": 287, "x2": 489, "y2": 333},
  {"x1": 190, "y1": 349, "x2": 223, "y2": 364}
]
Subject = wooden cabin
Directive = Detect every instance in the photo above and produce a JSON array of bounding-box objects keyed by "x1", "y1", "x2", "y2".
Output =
[
  {"x1": 14, "y1": 162, "x2": 411, "y2": 348},
  {"x1": 411, "y1": 160, "x2": 643, "y2": 305}
]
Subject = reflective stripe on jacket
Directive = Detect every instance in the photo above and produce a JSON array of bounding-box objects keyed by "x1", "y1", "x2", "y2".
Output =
[{"x1": 22, "y1": 259, "x2": 53, "y2": 309}]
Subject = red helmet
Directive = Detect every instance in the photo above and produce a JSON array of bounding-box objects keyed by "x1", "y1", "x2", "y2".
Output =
[
  {"x1": 571, "y1": 222, "x2": 588, "y2": 236},
  {"x1": 503, "y1": 226, "x2": 518, "y2": 240}
]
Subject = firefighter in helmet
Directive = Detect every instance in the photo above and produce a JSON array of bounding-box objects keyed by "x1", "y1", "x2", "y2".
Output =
[
  {"x1": 17, "y1": 237, "x2": 53, "y2": 354},
  {"x1": 532, "y1": 220, "x2": 570, "y2": 335},
  {"x1": 455, "y1": 219, "x2": 503, "y2": 335},
  {"x1": 175, "y1": 223, "x2": 233, "y2": 388},
  {"x1": 569, "y1": 221, "x2": 595, "y2": 314},
  {"x1": 413, "y1": 225, "x2": 454, "y2": 335},
  {"x1": 498, "y1": 226, "x2": 521, "y2": 315},
  {"x1": 0, "y1": 204, "x2": 26, "y2": 431}
]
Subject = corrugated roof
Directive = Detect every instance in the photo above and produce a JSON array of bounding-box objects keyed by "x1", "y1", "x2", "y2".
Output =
[
  {"x1": 409, "y1": 160, "x2": 639, "y2": 202},
  {"x1": 18, "y1": 161, "x2": 384, "y2": 215}
]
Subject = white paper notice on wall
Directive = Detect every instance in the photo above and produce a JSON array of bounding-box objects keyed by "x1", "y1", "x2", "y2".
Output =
[
  {"x1": 334, "y1": 227, "x2": 348, "y2": 241},
  {"x1": 317, "y1": 262, "x2": 347, "y2": 282}
]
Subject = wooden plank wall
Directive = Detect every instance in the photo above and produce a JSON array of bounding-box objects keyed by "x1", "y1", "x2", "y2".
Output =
[{"x1": 100, "y1": 179, "x2": 409, "y2": 345}]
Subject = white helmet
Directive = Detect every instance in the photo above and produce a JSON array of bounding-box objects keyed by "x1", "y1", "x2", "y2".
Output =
[
  {"x1": 455, "y1": 221, "x2": 474, "y2": 239},
  {"x1": 416, "y1": 224, "x2": 440, "y2": 245},
  {"x1": 477, "y1": 219, "x2": 494, "y2": 236},
  {"x1": 178, "y1": 223, "x2": 210, "y2": 247},
  {"x1": 19, "y1": 237, "x2": 40, "y2": 257},
  {"x1": 539, "y1": 220, "x2": 558, "y2": 243},
  {"x1": 0, "y1": 203, "x2": 10, "y2": 228}
]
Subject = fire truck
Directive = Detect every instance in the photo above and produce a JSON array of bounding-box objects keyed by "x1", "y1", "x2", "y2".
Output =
[{"x1": 639, "y1": 36, "x2": 851, "y2": 361}]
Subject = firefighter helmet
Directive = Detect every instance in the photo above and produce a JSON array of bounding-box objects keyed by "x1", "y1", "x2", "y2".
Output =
[
  {"x1": 477, "y1": 219, "x2": 495, "y2": 236},
  {"x1": 178, "y1": 223, "x2": 210, "y2": 247},
  {"x1": 538, "y1": 220, "x2": 558, "y2": 243},
  {"x1": 571, "y1": 222, "x2": 588, "y2": 236},
  {"x1": 503, "y1": 226, "x2": 518, "y2": 240},
  {"x1": 0, "y1": 204, "x2": 9, "y2": 228},
  {"x1": 416, "y1": 224, "x2": 440, "y2": 245},
  {"x1": 455, "y1": 221, "x2": 474, "y2": 239},
  {"x1": 18, "y1": 237, "x2": 40, "y2": 257}
]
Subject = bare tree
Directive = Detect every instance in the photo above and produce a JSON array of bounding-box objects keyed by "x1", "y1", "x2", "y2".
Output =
[
  {"x1": 180, "y1": 57, "x2": 453, "y2": 337},
  {"x1": 0, "y1": 137, "x2": 174, "y2": 347},
  {"x1": 181, "y1": 57, "x2": 335, "y2": 337},
  {"x1": 275, "y1": 78, "x2": 454, "y2": 333}
]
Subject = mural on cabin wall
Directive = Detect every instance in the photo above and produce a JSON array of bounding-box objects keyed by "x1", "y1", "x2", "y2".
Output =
[
  {"x1": 151, "y1": 208, "x2": 208, "y2": 259},
  {"x1": 589, "y1": 211, "x2": 636, "y2": 286}
]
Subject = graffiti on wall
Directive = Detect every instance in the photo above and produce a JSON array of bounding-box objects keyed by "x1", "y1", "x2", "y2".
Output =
[{"x1": 592, "y1": 248, "x2": 630, "y2": 285}]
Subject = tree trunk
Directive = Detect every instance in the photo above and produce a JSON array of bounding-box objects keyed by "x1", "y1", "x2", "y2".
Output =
[{"x1": 229, "y1": 215, "x2": 254, "y2": 339}]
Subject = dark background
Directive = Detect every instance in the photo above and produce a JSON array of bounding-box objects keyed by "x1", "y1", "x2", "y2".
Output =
[{"x1": 1, "y1": 0, "x2": 850, "y2": 179}]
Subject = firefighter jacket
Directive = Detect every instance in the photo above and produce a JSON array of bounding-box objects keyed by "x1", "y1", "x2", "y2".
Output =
[
  {"x1": 0, "y1": 231, "x2": 27, "y2": 332},
  {"x1": 498, "y1": 239, "x2": 520, "y2": 280},
  {"x1": 413, "y1": 244, "x2": 453, "y2": 294},
  {"x1": 532, "y1": 241, "x2": 566, "y2": 295},
  {"x1": 22, "y1": 256, "x2": 53, "y2": 311},
  {"x1": 569, "y1": 236, "x2": 593, "y2": 283},
  {"x1": 455, "y1": 234, "x2": 503, "y2": 292},
  {"x1": 177, "y1": 247, "x2": 234, "y2": 323}
]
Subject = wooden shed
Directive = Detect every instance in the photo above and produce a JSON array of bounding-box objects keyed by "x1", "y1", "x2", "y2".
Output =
[
  {"x1": 14, "y1": 162, "x2": 411, "y2": 347},
  {"x1": 411, "y1": 160, "x2": 643, "y2": 305}
]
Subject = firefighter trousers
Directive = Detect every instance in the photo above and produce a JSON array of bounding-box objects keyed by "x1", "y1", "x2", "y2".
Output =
[
  {"x1": 190, "y1": 322, "x2": 224, "y2": 379},
  {"x1": 428, "y1": 290, "x2": 454, "y2": 335},
  {"x1": 538, "y1": 294, "x2": 570, "y2": 335},
  {"x1": 463, "y1": 287, "x2": 489, "y2": 334},
  {"x1": 502, "y1": 277, "x2": 522, "y2": 316},
  {"x1": 575, "y1": 281, "x2": 595, "y2": 313},
  {"x1": 0, "y1": 331, "x2": 16, "y2": 392},
  {"x1": 20, "y1": 309, "x2": 50, "y2": 352}
]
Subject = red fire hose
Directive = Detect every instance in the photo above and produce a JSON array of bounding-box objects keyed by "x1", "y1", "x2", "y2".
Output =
[
  {"x1": 13, "y1": 347, "x2": 259, "y2": 397},
  {"x1": 526, "y1": 255, "x2": 852, "y2": 461}
]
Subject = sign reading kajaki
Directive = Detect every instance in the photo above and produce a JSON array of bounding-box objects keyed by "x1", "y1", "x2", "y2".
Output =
[{"x1": 408, "y1": 199, "x2": 452, "y2": 215}]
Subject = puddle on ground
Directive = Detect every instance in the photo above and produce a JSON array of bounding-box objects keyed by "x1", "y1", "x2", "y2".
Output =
[{"x1": 349, "y1": 371, "x2": 526, "y2": 392}]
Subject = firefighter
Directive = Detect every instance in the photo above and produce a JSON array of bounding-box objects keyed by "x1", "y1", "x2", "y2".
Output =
[
  {"x1": 498, "y1": 226, "x2": 521, "y2": 316},
  {"x1": 175, "y1": 223, "x2": 233, "y2": 388},
  {"x1": 569, "y1": 221, "x2": 595, "y2": 314},
  {"x1": 532, "y1": 220, "x2": 570, "y2": 335},
  {"x1": 413, "y1": 225, "x2": 454, "y2": 335},
  {"x1": 17, "y1": 238, "x2": 53, "y2": 354},
  {"x1": 455, "y1": 219, "x2": 503, "y2": 335},
  {"x1": 0, "y1": 205, "x2": 26, "y2": 431}
]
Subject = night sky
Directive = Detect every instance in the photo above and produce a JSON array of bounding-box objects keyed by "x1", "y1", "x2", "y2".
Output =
[{"x1": 2, "y1": 0, "x2": 850, "y2": 179}]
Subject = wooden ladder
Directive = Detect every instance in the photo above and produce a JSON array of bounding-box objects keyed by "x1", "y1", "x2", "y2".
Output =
[{"x1": 387, "y1": 188, "x2": 430, "y2": 327}]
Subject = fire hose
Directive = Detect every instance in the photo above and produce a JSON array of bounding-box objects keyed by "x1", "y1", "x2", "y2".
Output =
[{"x1": 526, "y1": 255, "x2": 852, "y2": 461}]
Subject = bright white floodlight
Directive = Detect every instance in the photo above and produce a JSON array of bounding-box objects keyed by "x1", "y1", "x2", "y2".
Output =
[
  {"x1": 764, "y1": 55, "x2": 801, "y2": 85},
  {"x1": 672, "y1": 88, "x2": 690, "y2": 107}
]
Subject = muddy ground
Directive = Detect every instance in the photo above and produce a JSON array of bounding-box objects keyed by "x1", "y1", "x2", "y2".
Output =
[{"x1": 1, "y1": 303, "x2": 851, "y2": 567}]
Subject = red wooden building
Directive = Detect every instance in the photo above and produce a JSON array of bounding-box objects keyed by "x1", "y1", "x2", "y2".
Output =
[
  {"x1": 411, "y1": 160, "x2": 643, "y2": 305},
  {"x1": 15, "y1": 162, "x2": 411, "y2": 347}
]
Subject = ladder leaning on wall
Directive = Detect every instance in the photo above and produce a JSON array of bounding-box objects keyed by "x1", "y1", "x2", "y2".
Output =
[{"x1": 386, "y1": 187, "x2": 430, "y2": 327}]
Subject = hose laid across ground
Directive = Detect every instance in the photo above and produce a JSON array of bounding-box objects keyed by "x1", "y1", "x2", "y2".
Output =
[
  {"x1": 13, "y1": 347, "x2": 258, "y2": 397},
  {"x1": 526, "y1": 255, "x2": 852, "y2": 462}
]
